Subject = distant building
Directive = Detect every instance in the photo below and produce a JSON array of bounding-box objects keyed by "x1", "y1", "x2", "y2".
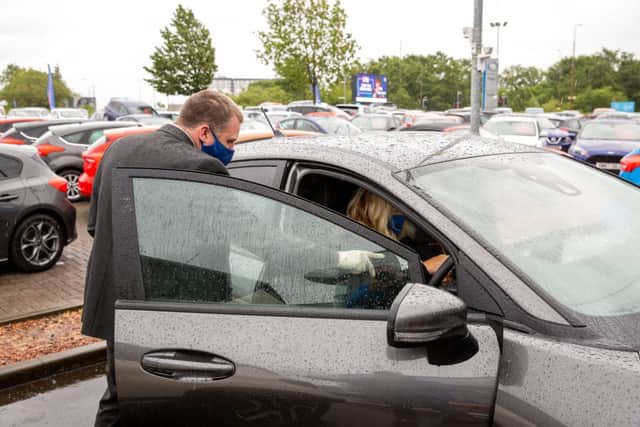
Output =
[{"x1": 209, "y1": 77, "x2": 278, "y2": 97}]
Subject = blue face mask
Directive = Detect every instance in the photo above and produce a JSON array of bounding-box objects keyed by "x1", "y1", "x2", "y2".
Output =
[
  {"x1": 388, "y1": 214, "x2": 405, "y2": 236},
  {"x1": 201, "y1": 133, "x2": 234, "y2": 166}
]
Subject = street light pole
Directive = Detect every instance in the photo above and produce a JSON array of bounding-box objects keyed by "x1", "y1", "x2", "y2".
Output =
[
  {"x1": 489, "y1": 21, "x2": 507, "y2": 62},
  {"x1": 571, "y1": 24, "x2": 582, "y2": 99},
  {"x1": 470, "y1": 0, "x2": 483, "y2": 134}
]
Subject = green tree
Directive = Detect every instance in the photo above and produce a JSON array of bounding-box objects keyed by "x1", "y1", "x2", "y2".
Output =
[
  {"x1": 365, "y1": 53, "x2": 470, "y2": 110},
  {"x1": 574, "y1": 86, "x2": 625, "y2": 113},
  {"x1": 232, "y1": 81, "x2": 292, "y2": 107},
  {"x1": 144, "y1": 4, "x2": 216, "y2": 96},
  {"x1": 258, "y1": 0, "x2": 358, "y2": 102},
  {"x1": 618, "y1": 56, "x2": 640, "y2": 109},
  {"x1": 0, "y1": 65, "x2": 74, "y2": 108},
  {"x1": 499, "y1": 65, "x2": 546, "y2": 111}
]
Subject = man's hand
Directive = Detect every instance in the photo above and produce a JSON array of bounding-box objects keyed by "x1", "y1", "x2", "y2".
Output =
[{"x1": 337, "y1": 250, "x2": 385, "y2": 278}]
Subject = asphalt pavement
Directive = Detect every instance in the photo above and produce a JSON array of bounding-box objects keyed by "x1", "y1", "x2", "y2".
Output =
[{"x1": 0, "y1": 202, "x2": 92, "y2": 324}]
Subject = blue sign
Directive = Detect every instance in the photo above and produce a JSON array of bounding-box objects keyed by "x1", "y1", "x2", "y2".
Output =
[
  {"x1": 354, "y1": 73, "x2": 388, "y2": 103},
  {"x1": 611, "y1": 101, "x2": 635, "y2": 112}
]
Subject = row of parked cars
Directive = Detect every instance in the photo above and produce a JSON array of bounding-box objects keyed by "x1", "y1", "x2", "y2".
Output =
[{"x1": 244, "y1": 101, "x2": 640, "y2": 186}]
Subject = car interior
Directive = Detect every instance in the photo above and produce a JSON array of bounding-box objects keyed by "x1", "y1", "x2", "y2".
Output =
[{"x1": 293, "y1": 172, "x2": 455, "y2": 291}]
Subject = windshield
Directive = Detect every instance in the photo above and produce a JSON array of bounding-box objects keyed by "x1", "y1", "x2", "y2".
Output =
[
  {"x1": 312, "y1": 117, "x2": 362, "y2": 135},
  {"x1": 536, "y1": 117, "x2": 556, "y2": 130},
  {"x1": 404, "y1": 153, "x2": 640, "y2": 318},
  {"x1": 580, "y1": 122, "x2": 640, "y2": 140},
  {"x1": 484, "y1": 120, "x2": 536, "y2": 136},
  {"x1": 351, "y1": 115, "x2": 390, "y2": 130}
]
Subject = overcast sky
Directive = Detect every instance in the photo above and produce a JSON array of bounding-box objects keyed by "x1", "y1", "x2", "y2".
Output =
[{"x1": 2, "y1": 0, "x2": 639, "y2": 108}]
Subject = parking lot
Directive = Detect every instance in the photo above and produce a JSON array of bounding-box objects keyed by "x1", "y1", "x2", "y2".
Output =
[{"x1": 0, "y1": 202, "x2": 91, "y2": 323}]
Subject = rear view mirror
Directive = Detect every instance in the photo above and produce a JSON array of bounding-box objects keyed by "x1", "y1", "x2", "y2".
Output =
[{"x1": 387, "y1": 283, "x2": 468, "y2": 347}]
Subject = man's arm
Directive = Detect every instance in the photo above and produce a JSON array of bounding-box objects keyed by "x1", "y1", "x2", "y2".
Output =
[{"x1": 87, "y1": 161, "x2": 103, "y2": 238}]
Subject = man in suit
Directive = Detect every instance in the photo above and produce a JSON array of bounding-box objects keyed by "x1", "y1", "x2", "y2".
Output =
[
  {"x1": 84, "y1": 90, "x2": 384, "y2": 425},
  {"x1": 83, "y1": 90, "x2": 243, "y2": 426}
]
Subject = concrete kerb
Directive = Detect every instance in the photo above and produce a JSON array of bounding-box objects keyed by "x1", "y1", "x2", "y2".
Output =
[
  {"x1": 0, "y1": 303, "x2": 84, "y2": 326},
  {"x1": 0, "y1": 341, "x2": 106, "y2": 390}
]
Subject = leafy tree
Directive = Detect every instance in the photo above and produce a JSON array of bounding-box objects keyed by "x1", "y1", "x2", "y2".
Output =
[
  {"x1": 618, "y1": 56, "x2": 640, "y2": 109},
  {"x1": 0, "y1": 65, "x2": 74, "y2": 108},
  {"x1": 232, "y1": 81, "x2": 293, "y2": 107},
  {"x1": 144, "y1": 4, "x2": 216, "y2": 96},
  {"x1": 574, "y1": 86, "x2": 625, "y2": 113},
  {"x1": 258, "y1": 0, "x2": 357, "y2": 102},
  {"x1": 365, "y1": 53, "x2": 470, "y2": 110},
  {"x1": 499, "y1": 65, "x2": 546, "y2": 111}
]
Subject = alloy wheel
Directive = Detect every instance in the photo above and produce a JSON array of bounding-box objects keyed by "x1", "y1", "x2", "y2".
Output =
[{"x1": 19, "y1": 219, "x2": 61, "y2": 267}]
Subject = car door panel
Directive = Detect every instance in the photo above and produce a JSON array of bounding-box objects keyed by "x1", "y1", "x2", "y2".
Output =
[
  {"x1": 116, "y1": 308, "x2": 500, "y2": 426},
  {"x1": 111, "y1": 168, "x2": 501, "y2": 426}
]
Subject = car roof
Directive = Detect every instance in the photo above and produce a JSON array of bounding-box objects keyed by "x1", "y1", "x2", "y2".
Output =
[
  {"x1": 0, "y1": 142, "x2": 38, "y2": 158},
  {"x1": 13, "y1": 118, "x2": 87, "y2": 131},
  {"x1": 50, "y1": 121, "x2": 138, "y2": 135},
  {"x1": 488, "y1": 115, "x2": 537, "y2": 123},
  {"x1": 235, "y1": 131, "x2": 538, "y2": 172}
]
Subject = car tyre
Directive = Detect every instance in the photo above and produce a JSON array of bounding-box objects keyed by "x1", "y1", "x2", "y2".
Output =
[
  {"x1": 59, "y1": 169, "x2": 82, "y2": 202},
  {"x1": 10, "y1": 214, "x2": 64, "y2": 272}
]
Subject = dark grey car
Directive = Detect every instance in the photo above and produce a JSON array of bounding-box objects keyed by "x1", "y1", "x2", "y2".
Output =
[
  {"x1": 0, "y1": 144, "x2": 76, "y2": 272},
  {"x1": 32, "y1": 121, "x2": 138, "y2": 201},
  {"x1": 109, "y1": 133, "x2": 640, "y2": 426}
]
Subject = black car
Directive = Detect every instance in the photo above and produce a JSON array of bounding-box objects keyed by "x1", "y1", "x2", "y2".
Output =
[
  {"x1": 103, "y1": 98, "x2": 157, "y2": 121},
  {"x1": 103, "y1": 133, "x2": 640, "y2": 425},
  {"x1": 32, "y1": 121, "x2": 138, "y2": 201},
  {"x1": 0, "y1": 144, "x2": 76, "y2": 272},
  {"x1": 0, "y1": 119, "x2": 87, "y2": 145}
]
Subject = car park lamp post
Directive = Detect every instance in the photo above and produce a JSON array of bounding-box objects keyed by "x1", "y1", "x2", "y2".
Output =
[
  {"x1": 571, "y1": 24, "x2": 583, "y2": 99},
  {"x1": 489, "y1": 21, "x2": 507, "y2": 63},
  {"x1": 468, "y1": 0, "x2": 484, "y2": 134}
]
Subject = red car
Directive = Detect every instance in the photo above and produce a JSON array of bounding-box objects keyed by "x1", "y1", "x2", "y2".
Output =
[
  {"x1": 78, "y1": 126, "x2": 159, "y2": 197},
  {"x1": 78, "y1": 126, "x2": 320, "y2": 197}
]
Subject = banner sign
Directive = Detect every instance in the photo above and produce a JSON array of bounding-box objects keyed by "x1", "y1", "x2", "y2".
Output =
[{"x1": 354, "y1": 73, "x2": 388, "y2": 103}]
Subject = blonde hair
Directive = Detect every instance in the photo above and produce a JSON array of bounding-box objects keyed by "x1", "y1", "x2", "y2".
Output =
[
  {"x1": 347, "y1": 188, "x2": 397, "y2": 240},
  {"x1": 177, "y1": 90, "x2": 244, "y2": 131}
]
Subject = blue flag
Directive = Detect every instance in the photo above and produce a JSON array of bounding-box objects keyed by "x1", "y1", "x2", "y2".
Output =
[{"x1": 47, "y1": 64, "x2": 56, "y2": 109}]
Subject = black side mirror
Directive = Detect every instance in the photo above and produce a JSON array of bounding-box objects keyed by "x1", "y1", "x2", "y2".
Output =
[{"x1": 387, "y1": 283, "x2": 468, "y2": 347}]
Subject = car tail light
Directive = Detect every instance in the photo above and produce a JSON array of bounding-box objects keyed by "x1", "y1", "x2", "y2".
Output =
[
  {"x1": 620, "y1": 155, "x2": 640, "y2": 173},
  {"x1": 0, "y1": 137, "x2": 25, "y2": 145},
  {"x1": 83, "y1": 152, "x2": 98, "y2": 175},
  {"x1": 48, "y1": 177, "x2": 68, "y2": 193},
  {"x1": 37, "y1": 144, "x2": 65, "y2": 156}
]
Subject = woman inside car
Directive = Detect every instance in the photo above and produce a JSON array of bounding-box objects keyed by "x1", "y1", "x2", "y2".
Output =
[{"x1": 343, "y1": 188, "x2": 451, "y2": 307}]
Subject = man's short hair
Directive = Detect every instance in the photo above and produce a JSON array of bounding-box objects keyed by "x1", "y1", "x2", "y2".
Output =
[{"x1": 178, "y1": 90, "x2": 243, "y2": 131}]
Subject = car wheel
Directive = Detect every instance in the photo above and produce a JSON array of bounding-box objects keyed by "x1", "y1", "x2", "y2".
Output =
[
  {"x1": 10, "y1": 214, "x2": 64, "y2": 272},
  {"x1": 59, "y1": 169, "x2": 82, "y2": 202}
]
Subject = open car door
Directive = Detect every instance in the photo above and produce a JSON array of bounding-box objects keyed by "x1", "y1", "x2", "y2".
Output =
[{"x1": 111, "y1": 168, "x2": 501, "y2": 426}]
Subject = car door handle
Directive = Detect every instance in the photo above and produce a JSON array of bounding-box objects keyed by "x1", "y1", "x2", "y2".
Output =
[
  {"x1": 141, "y1": 350, "x2": 235, "y2": 381},
  {"x1": 0, "y1": 193, "x2": 18, "y2": 202}
]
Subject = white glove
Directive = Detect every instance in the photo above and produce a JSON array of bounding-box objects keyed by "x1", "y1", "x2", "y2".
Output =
[{"x1": 337, "y1": 250, "x2": 385, "y2": 278}]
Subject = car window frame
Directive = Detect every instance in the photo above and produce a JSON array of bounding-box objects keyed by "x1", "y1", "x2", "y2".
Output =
[
  {"x1": 111, "y1": 167, "x2": 425, "y2": 319},
  {"x1": 227, "y1": 159, "x2": 288, "y2": 188}
]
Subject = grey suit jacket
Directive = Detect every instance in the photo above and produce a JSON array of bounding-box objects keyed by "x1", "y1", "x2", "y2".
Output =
[{"x1": 81, "y1": 124, "x2": 228, "y2": 340}]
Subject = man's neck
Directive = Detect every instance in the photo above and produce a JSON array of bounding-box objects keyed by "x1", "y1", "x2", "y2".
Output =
[{"x1": 171, "y1": 123, "x2": 198, "y2": 148}]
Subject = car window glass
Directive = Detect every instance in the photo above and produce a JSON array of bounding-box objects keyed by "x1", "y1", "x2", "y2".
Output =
[
  {"x1": 229, "y1": 165, "x2": 279, "y2": 187},
  {"x1": 62, "y1": 131, "x2": 84, "y2": 144},
  {"x1": 278, "y1": 119, "x2": 295, "y2": 130},
  {"x1": 0, "y1": 154, "x2": 22, "y2": 178},
  {"x1": 132, "y1": 178, "x2": 411, "y2": 309},
  {"x1": 297, "y1": 120, "x2": 318, "y2": 132},
  {"x1": 87, "y1": 130, "x2": 105, "y2": 145}
]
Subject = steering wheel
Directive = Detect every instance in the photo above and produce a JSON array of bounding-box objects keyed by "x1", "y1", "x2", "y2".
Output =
[{"x1": 427, "y1": 256, "x2": 455, "y2": 288}]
